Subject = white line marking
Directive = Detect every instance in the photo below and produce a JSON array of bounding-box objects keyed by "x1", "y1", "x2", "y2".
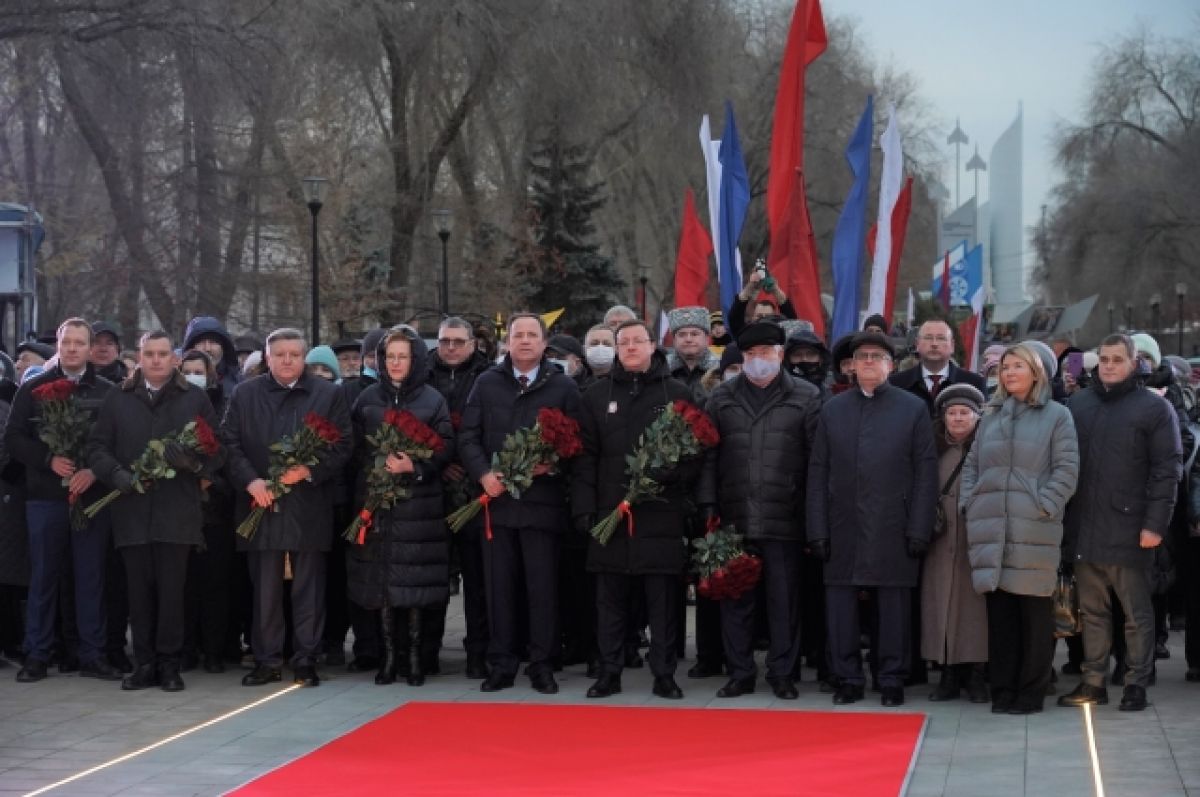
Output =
[
  {"x1": 1083, "y1": 702, "x2": 1106, "y2": 797},
  {"x1": 22, "y1": 685, "x2": 302, "y2": 796}
]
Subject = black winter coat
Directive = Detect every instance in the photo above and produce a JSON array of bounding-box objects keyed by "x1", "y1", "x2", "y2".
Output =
[
  {"x1": 458, "y1": 356, "x2": 581, "y2": 533},
  {"x1": 1065, "y1": 377, "x2": 1181, "y2": 569},
  {"x1": 806, "y1": 382, "x2": 939, "y2": 587},
  {"x1": 347, "y1": 336, "x2": 454, "y2": 610},
  {"x1": 0, "y1": 397, "x2": 29, "y2": 586},
  {"x1": 5, "y1": 363, "x2": 112, "y2": 503},
  {"x1": 87, "y1": 370, "x2": 225, "y2": 548},
  {"x1": 428, "y1": 350, "x2": 490, "y2": 416},
  {"x1": 572, "y1": 353, "x2": 699, "y2": 575},
  {"x1": 221, "y1": 371, "x2": 353, "y2": 552},
  {"x1": 698, "y1": 372, "x2": 821, "y2": 542}
]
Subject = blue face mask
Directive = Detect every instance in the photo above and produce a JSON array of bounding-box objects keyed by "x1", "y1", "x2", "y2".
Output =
[{"x1": 362, "y1": 366, "x2": 378, "y2": 379}]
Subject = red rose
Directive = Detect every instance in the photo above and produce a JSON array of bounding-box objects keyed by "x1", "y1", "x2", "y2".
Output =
[
  {"x1": 304, "y1": 412, "x2": 342, "y2": 445},
  {"x1": 32, "y1": 379, "x2": 75, "y2": 403},
  {"x1": 193, "y1": 416, "x2": 220, "y2": 457}
]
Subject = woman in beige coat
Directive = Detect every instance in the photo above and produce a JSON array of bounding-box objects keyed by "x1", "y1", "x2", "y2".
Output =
[{"x1": 922, "y1": 384, "x2": 990, "y2": 702}]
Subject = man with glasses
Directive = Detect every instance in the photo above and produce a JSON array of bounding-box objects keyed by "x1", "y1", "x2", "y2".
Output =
[
  {"x1": 807, "y1": 331, "x2": 938, "y2": 707},
  {"x1": 890, "y1": 320, "x2": 986, "y2": 416},
  {"x1": 428, "y1": 317, "x2": 492, "y2": 679}
]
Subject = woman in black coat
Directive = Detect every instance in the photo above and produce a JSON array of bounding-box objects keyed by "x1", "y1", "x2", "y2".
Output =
[{"x1": 348, "y1": 327, "x2": 453, "y2": 686}]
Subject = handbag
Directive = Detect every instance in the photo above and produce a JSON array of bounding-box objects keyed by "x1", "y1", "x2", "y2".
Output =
[
  {"x1": 933, "y1": 450, "x2": 969, "y2": 532},
  {"x1": 1053, "y1": 567, "x2": 1082, "y2": 638}
]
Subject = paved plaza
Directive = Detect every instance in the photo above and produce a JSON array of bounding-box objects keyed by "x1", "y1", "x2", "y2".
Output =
[{"x1": 1, "y1": 596, "x2": 1198, "y2": 796}]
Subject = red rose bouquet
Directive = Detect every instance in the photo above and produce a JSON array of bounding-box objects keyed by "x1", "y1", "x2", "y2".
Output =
[
  {"x1": 31, "y1": 378, "x2": 93, "y2": 530},
  {"x1": 590, "y1": 399, "x2": 719, "y2": 545},
  {"x1": 84, "y1": 416, "x2": 221, "y2": 517},
  {"x1": 236, "y1": 412, "x2": 343, "y2": 540},
  {"x1": 446, "y1": 407, "x2": 582, "y2": 538},
  {"x1": 691, "y1": 524, "x2": 762, "y2": 601},
  {"x1": 344, "y1": 409, "x2": 445, "y2": 544}
]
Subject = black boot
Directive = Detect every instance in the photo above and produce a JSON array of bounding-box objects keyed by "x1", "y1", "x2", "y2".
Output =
[
  {"x1": 375, "y1": 607, "x2": 396, "y2": 685},
  {"x1": 965, "y1": 663, "x2": 989, "y2": 704},
  {"x1": 928, "y1": 663, "x2": 960, "y2": 701},
  {"x1": 406, "y1": 608, "x2": 424, "y2": 686}
]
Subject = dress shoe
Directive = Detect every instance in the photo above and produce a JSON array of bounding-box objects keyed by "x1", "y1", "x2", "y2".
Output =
[
  {"x1": 652, "y1": 676, "x2": 683, "y2": 700},
  {"x1": 80, "y1": 659, "x2": 124, "y2": 681},
  {"x1": 159, "y1": 662, "x2": 185, "y2": 692},
  {"x1": 1155, "y1": 642, "x2": 1170, "y2": 660},
  {"x1": 122, "y1": 664, "x2": 160, "y2": 691},
  {"x1": 928, "y1": 667, "x2": 960, "y2": 701},
  {"x1": 241, "y1": 665, "x2": 282, "y2": 686},
  {"x1": 717, "y1": 677, "x2": 756, "y2": 698},
  {"x1": 202, "y1": 655, "x2": 226, "y2": 674},
  {"x1": 1186, "y1": 667, "x2": 1200, "y2": 683},
  {"x1": 881, "y1": 686, "x2": 905, "y2": 707},
  {"x1": 346, "y1": 655, "x2": 379, "y2": 673},
  {"x1": 687, "y1": 661, "x2": 722, "y2": 678},
  {"x1": 832, "y1": 683, "x2": 864, "y2": 705},
  {"x1": 1118, "y1": 684, "x2": 1148, "y2": 711},
  {"x1": 107, "y1": 650, "x2": 134, "y2": 674},
  {"x1": 1057, "y1": 683, "x2": 1109, "y2": 707},
  {"x1": 16, "y1": 659, "x2": 48, "y2": 683},
  {"x1": 293, "y1": 665, "x2": 320, "y2": 687},
  {"x1": 587, "y1": 674, "x2": 622, "y2": 698},
  {"x1": 624, "y1": 649, "x2": 644, "y2": 669},
  {"x1": 530, "y1": 671, "x2": 558, "y2": 694},
  {"x1": 767, "y1": 677, "x2": 798, "y2": 700},
  {"x1": 480, "y1": 672, "x2": 515, "y2": 692},
  {"x1": 465, "y1": 654, "x2": 489, "y2": 680}
]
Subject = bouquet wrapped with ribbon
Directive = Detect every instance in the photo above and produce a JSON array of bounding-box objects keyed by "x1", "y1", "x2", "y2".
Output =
[
  {"x1": 32, "y1": 378, "x2": 95, "y2": 530},
  {"x1": 446, "y1": 407, "x2": 582, "y2": 538},
  {"x1": 590, "y1": 399, "x2": 719, "y2": 545},
  {"x1": 236, "y1": 412, "x2": 343, "y2": 540},
  {"x1": 343, "y1": 409, "x2": 446, "y2": 545},
  {"x1": 690, "y1": 523, "x2": 762, "y2": 601},
  {"x1": 84, "y1": 416, "x2": 221, "y2": 517}
]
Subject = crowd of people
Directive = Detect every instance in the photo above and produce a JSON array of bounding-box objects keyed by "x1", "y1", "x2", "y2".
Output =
[{"x1": 0, "y1": 286, "x2": 1197, "y2": 716}]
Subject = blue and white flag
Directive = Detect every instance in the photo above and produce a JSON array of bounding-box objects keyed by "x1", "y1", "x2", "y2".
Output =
[
  {"x1": 830, "y1": 95, "x2": 873, "y2": 342},
  {"x1": 716, "y1": 101, "x2": 750, "y2": 316}
]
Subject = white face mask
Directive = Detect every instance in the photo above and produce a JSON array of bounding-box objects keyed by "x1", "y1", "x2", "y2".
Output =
[
  {"x1": 585, "y1": 345, "x2": 615, "y2": 369},
  {"x1": 722, "y1": 370, "x2": 740, "y2": 382},
  {"x1": 184, "y1": 373, "x2": 208, "y2": 389},
  {"x1": 742, "y1": 356, "x2": 780, "y2": 381}
]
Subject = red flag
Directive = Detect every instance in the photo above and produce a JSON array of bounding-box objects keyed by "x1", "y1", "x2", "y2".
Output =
[
  {"x1": 940, "y1": 249, "x2": 952, "y2": 312},
  {"x1": 882, "y1": 177, "x2": 913, "y2": 323},
  {"x1": 958, "y1": 314, "x2": 979, "y2": 372},
  {"x1": 673, "y1": 187, "x2": 713, "y2": 308},
  {"x1": 767, "y1": 171, "x2": 826, "y2": 336}
]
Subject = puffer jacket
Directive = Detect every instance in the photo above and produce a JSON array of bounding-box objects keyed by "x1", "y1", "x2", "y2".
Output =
[
  {"x1": 347, "y1": 333, "x2": 454, "y2": 609},
  {"x1": 960, "y1": 378, "x2": 1079, "y2": 597},
  {"x1": 698, "y1": 371, "x2": 821, "y2": 541}
]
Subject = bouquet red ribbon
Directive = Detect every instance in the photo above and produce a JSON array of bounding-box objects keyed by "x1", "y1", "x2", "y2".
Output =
[
  {"x1": 84, "y1": 416, "x2": 220, "y2": 517},
  {"x1": 344, "y1": 409, "x2": 445, "y2": 545},
  {"x1": 236, "y1": 412, "x2": 342, "y2": 540},
  {"x1": 31, "y1": 378, "x2": 94, "y2": 530},
  {"x1": 590, "y1": 399, "x2": 718, "y2": 545},
  {"x1": 691, "y1": 524, "x2": 762, "y2": 601},
  {"x1": 446, "y1": 407, "x2": 582, "y2": 539}
]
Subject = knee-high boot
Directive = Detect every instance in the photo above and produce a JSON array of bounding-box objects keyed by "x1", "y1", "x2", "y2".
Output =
[
  {"x1": 406, "y1": 607, "x2": 425, "y2": 686},
  {"x1": 375, "y1": 607, "x2": 396, "y2": 685}
]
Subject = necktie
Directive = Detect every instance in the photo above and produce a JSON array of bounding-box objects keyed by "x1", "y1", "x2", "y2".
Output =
[
  {"x1": 928, "y1": 374, "x2": 942, "y2": 395},
  {"x1": 518, "y1": 375, "x2": 529, "y2": 389}
]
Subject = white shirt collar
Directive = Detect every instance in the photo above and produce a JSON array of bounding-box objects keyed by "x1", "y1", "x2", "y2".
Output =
[{"x1": 513, "y1": 365, "x2": 539, "y2": 383}]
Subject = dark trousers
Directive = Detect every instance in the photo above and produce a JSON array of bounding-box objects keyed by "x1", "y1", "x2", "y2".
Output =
[
  {"x1": 481, "y1": 525, "x2": 558, "y2": 678},
  {"x1": 104, "y1": 543, "x2": 128, "y2": 656},
  {"x1": 248, "y1": 550, "x2": 326, "y2": 668},
  {"x1": 558, "y1": 537, "x2": 595, "y2": 664},
  {"x1": 23, "y1": 501, "x2": 109, "y2": 663},
  {"x1": 459, "y1": 526, "x2": 489, "y2": 657},
  {"x1": 1186, "y1": 539, "x2": 1200, "y2": 668},
  {"x1": 1077, "y1": 561, "x2": 1155, "y2": 688},
  {"x1": 721, "y1": 540, "x2": 801, "y2": 681},
  {"x1": 121, "y1": 542, "x2": 190, "y2": 666},
  {"x1": 986, "y1": 590, "x2": 1053, "y2": 708},
  {"x1": 596, "y1": 572, "x2": 680, "y2": 678},
  {"x1": 827, "y1": 585, "x2": 910, "y2": 688},
  {"x1": 323, "y1": 536, "x2": 351, "y2": 654},
  {"x1": 694, "y1": 595, "x2": 724, "y2": 666},
  {"x1": 799, "y1": 554, "x2": 828, "y2": 677},
  {"x1": 185, "y1": 521, "x2": 235, "y2": 659}
]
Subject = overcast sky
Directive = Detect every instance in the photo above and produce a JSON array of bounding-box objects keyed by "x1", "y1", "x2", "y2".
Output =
[{"x1": 827, "y1": 0, "x2": 1198, "y2": 241}]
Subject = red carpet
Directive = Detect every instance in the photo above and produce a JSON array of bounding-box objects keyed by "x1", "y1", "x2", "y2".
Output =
[{"x1": 233, "y1": 702, "x2": 925, "y2": 796}]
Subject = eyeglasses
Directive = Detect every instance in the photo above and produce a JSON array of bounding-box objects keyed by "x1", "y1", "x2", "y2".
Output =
[
  {"x1": 385, "y1": 354, "x2": 411, "y2": 363},
  {"x1": 617, "y1": 338, "x2": 652, "y2": 348},
  {"x1": 919, "y1": 335, "x2": 952, "y2": 343},
  {"x1": 853, "y1": 351, "x2": 891, "y2": 363},
  {"x1": 438, "y1": 338, "x2": 470, "y2": 347}
]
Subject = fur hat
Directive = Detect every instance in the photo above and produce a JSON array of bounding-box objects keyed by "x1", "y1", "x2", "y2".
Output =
[
  {"x1": 935, "y1": 383, "x2": 985, "y2": 416},
  {"x1": 736, "y1": 321, "x2": 785, "y2": 350},
  {"x1": 668, "y1": 306, "x2": 710, "y2": 334},
  {"x1": 778, "y1": 318, "x2": 814, "y2": 337}
]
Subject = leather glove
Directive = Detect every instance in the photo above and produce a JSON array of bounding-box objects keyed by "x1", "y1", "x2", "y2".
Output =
[
  {"x1": 906, "y1": 537, "x2": 930, "y2": 558},
  {"x1": 573, "y1": 514, "x2": 595, "y2": 536},
  {"x1": 809, "y1": 538, "x2": 831, "y2": 562},
  {"x1": 164, "y1": 441, "x2": 202, "y2": 474},
  {"x1": 112, "y1": 469, "x2": 137, "y2": 494}
]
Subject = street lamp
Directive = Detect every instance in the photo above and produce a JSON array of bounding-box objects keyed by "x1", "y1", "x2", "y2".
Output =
[
  {"x1": 302, "y1": 176, "x2": 328, "y2": 345},
  {"x1": 1177, "y1": 282, "x2": 1188, "y2": 356},
  {"x1": 1107, "y1": 302, "x2": 1115, "y2": 333},
  {"x1": 432, "y1": 209, "x2": 452, "y2": 317},
  {"x1": 1125, "y1": 302, "x2": 1134, "y2": 331}
]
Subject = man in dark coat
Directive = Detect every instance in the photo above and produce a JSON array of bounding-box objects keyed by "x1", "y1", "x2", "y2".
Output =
[
  {"x1": 1059, "y1": 334, "x2": 1181, "y2": 712},
  {"x1": 889, "y1": 319, "x2": 987, "y2": 415},
  {"x1": 182, "y1": 316, "x2": 241, "y2": 398},
  {"x1": 699, "y1": 322, "x2": 821, "y2": 700},
  {"x1": 428, "y1": 316, "x2": 492, "y2": 678},
  {"x1": 807, "y1": 331, "x2": 938, "y2": 707},
  {"x1": 7, "y1": 318, "x2": 123, "y2": 683},
  {"x1": 88, "y1": 331, "x2": 225, "y2": 691},
  {"x1": 458, "y1": 313, "x2": 581, "y2": 694},
  {"x1": 221, "y1": 327, "x2": 353, "y2": 688},
  {"x1": 572, "y1": 320, "x2": 699, "y2": 700},
  {"x1": 90, "y1": 322, "x2": 128, "y2": 384}
]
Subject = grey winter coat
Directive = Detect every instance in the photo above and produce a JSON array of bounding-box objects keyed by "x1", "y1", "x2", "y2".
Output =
[{"x1": 960, "y1": 379, "x2": 1079, "y2": 597}]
